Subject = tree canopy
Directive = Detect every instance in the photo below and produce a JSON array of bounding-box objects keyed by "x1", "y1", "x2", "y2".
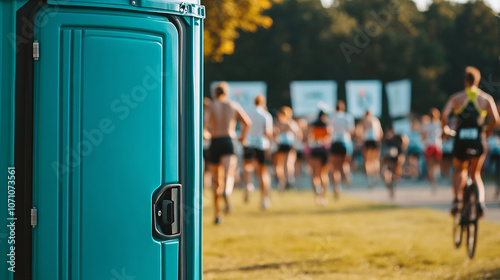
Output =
[{"x1": 203, "y1": 0, "x2": 280, "y2": 62}]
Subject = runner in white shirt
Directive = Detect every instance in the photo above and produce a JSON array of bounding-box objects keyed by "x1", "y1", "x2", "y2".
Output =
[
  {"x1": 422, "y1": 108, "x2": 443, "y2": 188},
  {"x1": 360, "y1": 111, "x2": 384, "y2": 187},
  {"x1": 329, "y1": 101, "x2": 355, "y2": 198},
  {"x1": 242, "y1": 95, "x2": 273, "y2": 210}
]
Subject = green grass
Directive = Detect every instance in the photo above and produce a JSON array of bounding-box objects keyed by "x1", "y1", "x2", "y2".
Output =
[{"x1": 202, "y1": 190, "x2": 500, "y2": 280}]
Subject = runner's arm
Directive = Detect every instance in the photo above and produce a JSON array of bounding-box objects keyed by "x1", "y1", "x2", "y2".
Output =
[
  {"x1": 441, "y1": 96, "x2": 455, "y2": 136},
  {"x1": 203, "y1": 105, "x2": 211, "y2": 139},
  {"x1": 485, "y1": 95, "x2": 499, "y2": 135},
  {"x1": 234, "y1": 103, "x2": 252, "y2": 143},
  {"x1": 265, "y1": 114, "x2": 273, "y2": 141},
  {"x1": 291, "y1": 120, "x2": 303, "y2": 142}
]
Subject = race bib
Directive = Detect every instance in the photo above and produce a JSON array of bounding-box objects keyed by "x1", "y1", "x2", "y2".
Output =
[{"x1": 458, "y1": 128, "x2": 478, "y2": 140}]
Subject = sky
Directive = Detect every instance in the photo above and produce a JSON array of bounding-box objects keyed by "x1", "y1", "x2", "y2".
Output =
[{"x1": 321, "y1": 0, "x2": 500, "y2": 12}]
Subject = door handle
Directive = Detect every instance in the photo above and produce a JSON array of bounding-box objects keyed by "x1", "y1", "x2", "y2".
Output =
[{"x1": 152, "y1": 184, "x2": 181, "y2": 239}]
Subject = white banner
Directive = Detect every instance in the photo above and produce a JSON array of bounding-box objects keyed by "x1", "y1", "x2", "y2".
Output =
[
  {"x1": 290, "y1": 80, "x2": 337, "y2": 118},
  {"x1": 345, "y1": 80, "x2": 382, "y2": 118},
  {"x1": 392, "y1": 118, "x2": 411, "y2": 136},
  {"x1": 386, "y1": 79, "x2": 412, "y2": 118},
  {"x1": 210, "y1": 81, "x2": 267, "y2": 112}
]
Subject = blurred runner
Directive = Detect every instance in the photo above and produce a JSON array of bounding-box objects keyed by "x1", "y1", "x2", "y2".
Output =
[
  {"x1": 442, "y1": 66, "x2": 499, "y2": 217},
  {"x1": 294, "y1": 117, "x2": 309, "y2": 179},
  {"x1": 422, "y1": 108, "x2": 443, "y2": 189},
  {"x1": 242, "y1": 95, "x2": 273, "y2": 210},
  {"x1": 203, "y1": 97, "x2": 212, "y2": 191},
  {"x1": 487, "y1": 132, "x2": 500, "y2": 199},
  {"x1": 441, "y1": 134, "x2": 455, "y2": 182},
  {"x1": 308, "y1": 110, "x2": 332, "y2": 205},
  {"x1": 405, "y1": 117, "x2": 424, "y2": 179},
  {"x1": 329, "y1": 100, "x2": 355, "y2": 199},
  {"x1": 204, "y1": 82, "x2": 252, "y2": 224},
  {"x1": 381, "y1": 126, "x2": 409, "y2": 199},
  {"x1": 274, "y1": 106, "x2": 301, "y2": 191},
  {"x1": 360, "y1": 111, "x2": 383, "y2": 188}
]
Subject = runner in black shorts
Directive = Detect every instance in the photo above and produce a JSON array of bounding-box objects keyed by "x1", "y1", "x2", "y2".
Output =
[
  {"x1": 204, "y1": 82, "x2": 252, "y2": 224},
  {"x1": 442, "y1": 66, "x2": 499, "y2": 217},
  {"x1": 308, "y1": 111, "x2": 331, "y2": 205},
  {"x1": 209, "y1": 137, "x2": 235, "y2": 164},
  {"x1": 381, "y1": 127, "x2": 408, "y2": 198},
  {"x1": 242, "y1": 95, "x2": 273, "y2": 209}
]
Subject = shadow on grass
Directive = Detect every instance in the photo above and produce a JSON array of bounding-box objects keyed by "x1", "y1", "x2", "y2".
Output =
[
  {"x1": 204, "y1": 258, "x2": 340, "y2": 274},
  {"x1": 246, "y1": 203, "x2": 401, "y2": 218}
]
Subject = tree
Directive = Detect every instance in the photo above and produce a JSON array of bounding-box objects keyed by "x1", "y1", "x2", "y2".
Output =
[{"x1": 203, "y1": 0, "x2": 280, "y2": 62}]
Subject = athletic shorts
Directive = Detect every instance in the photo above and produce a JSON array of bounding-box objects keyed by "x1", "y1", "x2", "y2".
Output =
[
  {"x1": 208, "y1": 137, "x2": 235, "y2": 164},
  {"x1": 296, "y1": 150, "x2": 303, "y2": 160},
  {"x1": 364, "y1": 140, "x2": 379, "y2": 149},
  {"x1": 243, "y1": 147, "x2": 266, "y2": 165},
  {"x1": 425, "y1": 145, "x2": 442, "y2": 160},
  {"x1": 203, "y1": 149, "x2": 209, "y2": 161},
  {"x1": 442, "y1": 153, "x2": 453, "y2": 160},
  {"x1": 310, "y1": 147, "x2": 329, "y2": 165},
  {"x1": 453, "y1": 139, "x2": 484, "y2": 162},
  {"x1": 277, "y1": 144, "x2": 293, "y2": 153},
  {"x1": 330, "y1": 141, "x2": 353, "y2": 156}
]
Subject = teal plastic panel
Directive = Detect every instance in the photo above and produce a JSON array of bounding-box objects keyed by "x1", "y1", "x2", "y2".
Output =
[
  {"x1": 33, "y1": 7, "x2": 179, "y2": 280},
  {"x1": 47, "y1": 0, "x2": 205, "y2": 18},
  {"x1": 0, "y1": 2, "x2": 16, "y2": 280},
  {"x1": 184, "y1": 16, "x2": 203, "y2": 280}
]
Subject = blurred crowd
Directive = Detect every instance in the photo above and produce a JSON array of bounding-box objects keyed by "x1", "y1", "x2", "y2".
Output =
[{"x1": 203, "y1": 81, "x2": 500, "y2": 224}]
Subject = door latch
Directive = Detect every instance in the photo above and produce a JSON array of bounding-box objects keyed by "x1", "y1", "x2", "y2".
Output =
[{"x1": 152, "y1": 184, "x2": 181, "y2": 239}]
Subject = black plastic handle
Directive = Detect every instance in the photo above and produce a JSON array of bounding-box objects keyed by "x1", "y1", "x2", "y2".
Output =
[{"x1": 152, "y1": 184, "x2": 181, "y2": 239}]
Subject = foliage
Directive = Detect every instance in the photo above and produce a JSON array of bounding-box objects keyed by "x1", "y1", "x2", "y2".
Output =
[
  {"x1": 203, "y1": 0, "x2": 280, "y2": 62},
  {"x1": 204, "y1": 0, "x2": 500, "y2": 117}
]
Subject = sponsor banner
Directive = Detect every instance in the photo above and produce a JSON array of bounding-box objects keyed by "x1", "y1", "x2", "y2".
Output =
[
  {"x1": 345, "y1": 80, "x2": 382, "y2": 118},
  {"x1": 210, "y1": 81, "x2": 267, "y2": 112},
  {"x1": 386, "y1": 79, "x2": 412, "y2": 118},
  {"x1": 290, "y1": 80, "x2": 337, "y2": 118},
  {"x1": 393, "y1": 118, "x2": 412, "y2": 136}
]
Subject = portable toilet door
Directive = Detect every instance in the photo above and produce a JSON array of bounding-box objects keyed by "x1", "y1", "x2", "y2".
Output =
[{"x1": 4, "y1": 1, "x2": 204, "y2": 279}]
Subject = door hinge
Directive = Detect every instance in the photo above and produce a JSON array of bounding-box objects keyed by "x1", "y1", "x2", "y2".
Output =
[
  {"x1": 33, "y1": 41, "x2": 39, "y2": 60},
  {"x1": 31, "y1": 208, "x2": 38, "y2": 227}
]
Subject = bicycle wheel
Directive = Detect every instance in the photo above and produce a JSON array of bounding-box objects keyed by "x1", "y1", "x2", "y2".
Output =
[
  {"x1": 466, "y1": 183, "x2": 479, "y2": 259},
  {"x1": 453, "y1": 213, "x2": 463, "y2": 248},
  {"x1": 466, "y1": 220, "x2": 478, "y2": 258}
]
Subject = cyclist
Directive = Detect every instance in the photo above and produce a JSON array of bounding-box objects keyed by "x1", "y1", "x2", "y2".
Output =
[{"x1": 441, "y1": 66, "x2": 499, "y2": 217}]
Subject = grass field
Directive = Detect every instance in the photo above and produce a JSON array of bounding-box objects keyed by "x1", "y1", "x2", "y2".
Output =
[{"x1": 202, "y1": 190, "x2": 500, "y2": 280}]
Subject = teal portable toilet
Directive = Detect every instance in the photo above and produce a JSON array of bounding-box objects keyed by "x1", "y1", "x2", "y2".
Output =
[{"x1": 0, "y1": 1, "x2": 204, "y2": 279}]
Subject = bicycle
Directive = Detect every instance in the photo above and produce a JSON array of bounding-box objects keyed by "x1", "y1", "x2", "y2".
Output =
[{"x1": 452, "y1": 150, "x2": 481, "y2": 259}]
